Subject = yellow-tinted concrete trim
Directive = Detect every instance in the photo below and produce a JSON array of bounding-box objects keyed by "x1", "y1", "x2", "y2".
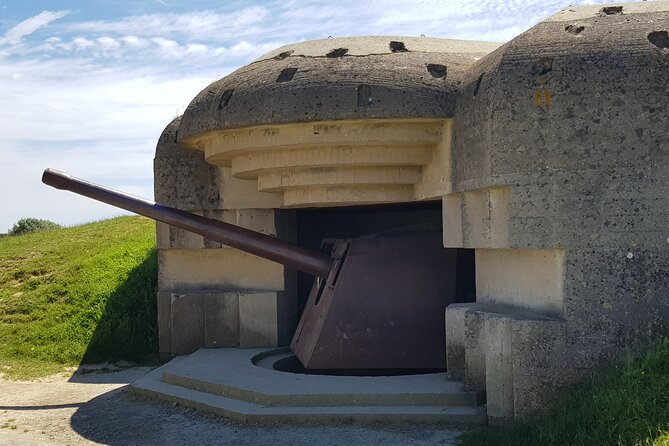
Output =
[
  {"x1": 476, "y1": 248, "x2": 566, "y2": 316},
  {"x1": 257, "y1": 166, "x2": 422, "y2": 192},
  {"x1": 282, "y1": 184, "x2": 415, "y2": 207},
  {"x1": 158, "y1": 249, "x2": 285, "y2": 291},
  {"x1": 187, "y1": 119, "x2": 445, "y2": 156},
  {"x1": 229, "y1": 145, "x2": 433, "y2": 179}
]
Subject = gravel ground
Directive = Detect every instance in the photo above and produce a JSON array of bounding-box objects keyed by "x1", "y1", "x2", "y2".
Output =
[{"x1": 0, "y1": 368, "x2": 464, "y2": 445}]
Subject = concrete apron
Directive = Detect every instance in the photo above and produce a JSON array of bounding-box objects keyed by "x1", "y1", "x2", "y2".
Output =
[{"x1": 130, "y1": 348, "x2": 487, "y2": 425}]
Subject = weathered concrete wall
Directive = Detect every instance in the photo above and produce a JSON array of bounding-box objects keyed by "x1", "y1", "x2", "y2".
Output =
[
  {"x1": 154, "y1": 7, "x2": 668, "y2": 421},
  {"x1": 178, "y1": 37, "x2": 499, "y2": 137},
  {"x1": 154, "y1": 117, "x2": 297, "y2": 356},
  {"x1": 445, "y1": 1, "x2": 669, "y2": 419},
  {"x1": 155, "y1": 38, "x2": 499, "y2": 357}
]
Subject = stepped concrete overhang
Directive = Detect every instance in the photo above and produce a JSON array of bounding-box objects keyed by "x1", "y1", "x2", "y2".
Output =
[
  {"x1": 176, "y1": 36, "x2": 500, "y2": 207},
  {"x1": 151, "y1": 1, "x2": 669, "y2": 423}
]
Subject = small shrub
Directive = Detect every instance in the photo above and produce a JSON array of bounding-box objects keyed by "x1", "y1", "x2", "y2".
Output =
[{"x1": 9, "y1": 218, "x2": 61, "y2": 236}]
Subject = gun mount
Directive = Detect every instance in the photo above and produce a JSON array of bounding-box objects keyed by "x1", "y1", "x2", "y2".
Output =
[{"x1": 43, "y1": 168, "x2": 460, "y2": 370}]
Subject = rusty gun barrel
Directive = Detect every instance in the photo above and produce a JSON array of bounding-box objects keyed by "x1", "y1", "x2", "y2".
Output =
[{"x1": 42, "y1": 168, "x2": 333, "y2": 278}]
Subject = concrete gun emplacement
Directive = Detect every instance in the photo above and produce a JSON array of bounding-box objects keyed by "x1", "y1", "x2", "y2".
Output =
[{"x1": 43, "y1": 168, "x2": 462, "y2": 370}]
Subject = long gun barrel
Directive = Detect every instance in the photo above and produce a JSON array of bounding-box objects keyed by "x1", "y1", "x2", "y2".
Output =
[{"x1": 42, "y1": 168, "x2": 333, "y2": 278}]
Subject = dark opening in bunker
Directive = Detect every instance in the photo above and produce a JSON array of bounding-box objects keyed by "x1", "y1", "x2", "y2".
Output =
[{"x1": 294, "y1": 200, "x2": 476, "y2": 319}]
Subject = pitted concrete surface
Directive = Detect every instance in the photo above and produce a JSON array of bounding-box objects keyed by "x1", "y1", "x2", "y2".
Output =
[
  {"x1": 153, "y1": 348, "x2": 474, "y2": 402},
  {"x1": 257, "y1": 36, "x2": 500, "y2": 60},
  {"x1": 0, "y1": 368, "x2": 464, "y2": 445},
  {"x1": 177, "y1": 36, "x2": 499, "y2": 141}
]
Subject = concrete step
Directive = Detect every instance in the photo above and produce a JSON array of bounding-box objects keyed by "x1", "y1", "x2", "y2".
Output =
[
  {"x1": 132, "y1": 372, "x2": 487, "y2": 425},
  {"x1": 130, "y1": 348, "x2": 487, "y2": 425}
]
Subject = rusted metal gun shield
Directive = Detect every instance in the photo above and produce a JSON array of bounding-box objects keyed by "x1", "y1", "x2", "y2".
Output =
[{"x1": 291, "y1": 232, "x2": 457, "y2": 370}]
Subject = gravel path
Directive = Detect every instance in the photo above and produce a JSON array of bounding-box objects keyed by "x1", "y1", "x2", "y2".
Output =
[{"x1": 0, "y1": 368, "x2": 464, "y2": 445}]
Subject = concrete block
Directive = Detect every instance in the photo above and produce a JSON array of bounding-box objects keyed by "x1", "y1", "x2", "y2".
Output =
[
  {"x1": 511, "y1": 319, "x2": 569, "y2": 418},
  {"x1": 222, "y1": 209, "x2": 278, "y2": 236},
  {"x1": 239, "y1": 292, "x2": 279, "y2": 348},
  {"x1": 170, "y1": 292, "x2": 205, "y2": 355},
  {"x1": 158, "y1": 249, "x2": 285, "y2": 291},
  {"x1": 443, "y1": 193, "x2": 464, "y2": 248},
  {"x1": 463, "y1": 309, "x2": 486, "y2": 391},
  {"x1": 257, "y1": 166, "x2": 422, "y2": 192},
  {"x1": 416, "y1": 120, "x2": 453, "y2": 200},
  {"x1": 204, "y1": 292, "x2": 240, "y2": 348},
  {"x1": 219, "y1": 167, "x2": 284, "y2": 210},
  {"x1": 156, "y1": 222, "x2": 171, "y2": 250},
  {"x1": 169, "y1": 226, "x2": 206, "y2": 249},
  {"x1": 283, "y1": 184, "x2": 415, "y2": 207},
  {"x1": 231, "y1": 145, "x2": 433, "y2": 179},
  {"x1": 157, "y1": 216, "x2": 220, "y2": 250},
  {"x1": 157, "y1": 291, "x2": 172, "y2": 356},
  {"x1": 445, "y1": 303, "x2": 470, "y2": 381},
  {"x1": 476, "y1": 248, "x2": 565, "y2": 316},
  {"x1": 462, "y1": 187, "x2": 510, "y2": 248},
  {"x1": 484, "y1": 314, "x2": 515, "y2": 421},
  {"x1": 196, "y1": 120, "x2": 445, "y2": 158}
]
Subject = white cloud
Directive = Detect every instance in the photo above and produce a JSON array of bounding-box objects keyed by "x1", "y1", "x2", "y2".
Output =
[
  {"x1": 0, "y1": 57, "x2": 216, "y2": 142},
  {"x1": 0, "y1": 10, "x2": 68, "y2": 45},
  {"x1": 121, "y1": 35, "x2": 149, "y2": 48},
  {"x1": 97, "y1": 36, "x2": 121, "y2": 50},
  {"x1": 69, "y1": 7, "x2": 269, "y2": 42},
  {"x1": 73, "y1": 36, "x2": 95, "y2": 50}
]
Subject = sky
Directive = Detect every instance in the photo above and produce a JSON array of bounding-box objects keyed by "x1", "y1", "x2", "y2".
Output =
[{"x1": 0, "y1": 0, "x2": 637, "y2": 233}]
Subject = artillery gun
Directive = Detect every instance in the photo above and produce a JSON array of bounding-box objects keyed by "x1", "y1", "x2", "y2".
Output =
[{"x1": 43, "y1": 168, "x2": 459, "y2": 370}]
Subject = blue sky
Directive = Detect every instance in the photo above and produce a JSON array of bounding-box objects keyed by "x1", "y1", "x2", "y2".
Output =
[{"x1": 0, "y1": 0, "x2": 632, "y2": 232}]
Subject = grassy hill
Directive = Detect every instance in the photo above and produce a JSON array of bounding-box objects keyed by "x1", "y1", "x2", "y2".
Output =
[{"x1": 0, "y1": 216, "x2": 158, "y2": 379}]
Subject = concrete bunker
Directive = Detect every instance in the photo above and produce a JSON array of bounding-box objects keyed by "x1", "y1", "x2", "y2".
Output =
[
  {"x1": 153, "y1": 36, "x2": 498, "y2": 369},
  {"x1": 45, "y1": 1, "x2": 669, "y2": 424}
]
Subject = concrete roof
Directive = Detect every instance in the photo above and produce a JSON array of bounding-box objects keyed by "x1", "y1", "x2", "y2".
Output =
[
  {"x1": 177, "y1": 1, "x2": 668, "y2": 148},
  {"x1": 178, "y1": 36, "x2": 499, "y2": 145}
]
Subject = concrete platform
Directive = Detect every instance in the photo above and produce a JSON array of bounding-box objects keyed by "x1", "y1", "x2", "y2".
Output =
[{"x1": 131, "y1": 348, "x2": 487, "y2": 425}]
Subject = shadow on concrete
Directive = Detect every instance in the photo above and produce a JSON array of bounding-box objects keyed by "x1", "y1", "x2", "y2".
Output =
[
  {"x1": 68, "y1": 250, "x2": 160, "y2": 384},
  {"x1": 69, "y1": 386, "x2": 462, "y2": 446}
]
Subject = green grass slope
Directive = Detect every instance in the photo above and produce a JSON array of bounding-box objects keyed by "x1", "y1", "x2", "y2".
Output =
[
  {"x1": 460, "y1": 337, "x2": 669, "y2": 446},
  {"x1": 0, "y1": 216, "x2": 158, "y2": 379}
]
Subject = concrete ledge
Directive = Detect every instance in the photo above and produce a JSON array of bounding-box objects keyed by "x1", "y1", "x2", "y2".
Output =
[
  {"x1": 132, "y1": 378, "x2": 487, "y2": 425},
  {"x1": 476, "y1": 249, "x2": 565, "y2": 317},
  {"x1": 158, "y1": 249, "x2": 285, "y2": 291},
  {"x1": 444, "y1": 302, "x2": 565, "y2": 419},
  {"x1": 130, "y1": 348, "x2": 487, "y2": 425}
]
